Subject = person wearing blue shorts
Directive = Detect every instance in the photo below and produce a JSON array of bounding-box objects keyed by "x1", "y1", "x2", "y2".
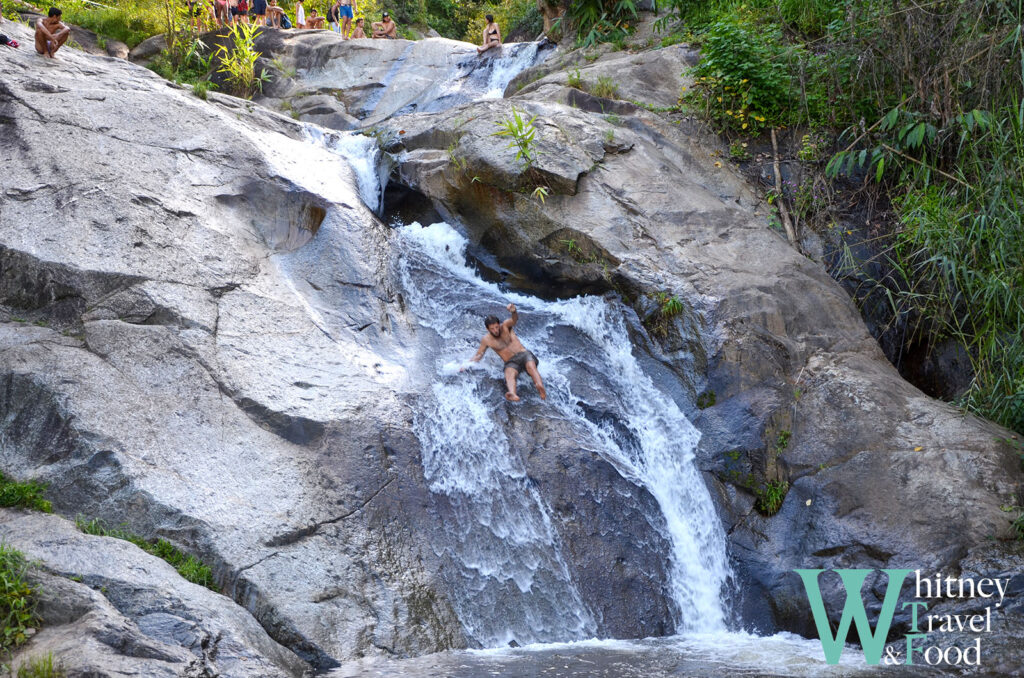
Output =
[
  {"x1": 252, "y1": 0, "x2": 267, "y2": 24},
  {"x1": 338, "y1": 0, "x2": 354, "y2": 38}
]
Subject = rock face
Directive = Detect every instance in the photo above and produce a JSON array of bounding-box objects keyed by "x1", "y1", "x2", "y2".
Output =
[
  {"x1": 244, "y1": 29, "x2": 553, "y2": 129},
  {"x1": 0, "y1": 20, "x2": 680, "y2": 674},
  {"x1": 2, "y1": 510, "x2": 306, "y2": 677},
  {"x1": 3, "y1": 14, "x2": 1024, "y2": 673},
  {"x1": 376, "y1": 42, "x2": 1024, "y2": 644}
]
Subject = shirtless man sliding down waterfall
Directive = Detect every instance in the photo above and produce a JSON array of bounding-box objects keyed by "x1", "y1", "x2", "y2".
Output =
[{"x1": 463, "y1": 303, "x2": 546, "y2": 402}]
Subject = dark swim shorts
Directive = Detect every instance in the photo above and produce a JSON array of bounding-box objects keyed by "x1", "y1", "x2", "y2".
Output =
[
  {"x1": 253, "y1": 0, "x2": 267, "y2": 13},
  {"x1": 503, "y1": 350, "x2": 538, "y2": 373}
]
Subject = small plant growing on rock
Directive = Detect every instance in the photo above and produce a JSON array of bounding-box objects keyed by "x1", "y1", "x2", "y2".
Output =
[
  {"x1": 567, "y1": 68, "x2": 583, "y2": 90},
  {"x1": 658, "y1": 293, "x2": 684, "y2": 317},
  {"x1": 755, "y1": 479, "x2": 789, "y2": 516},
  {"x1": 592, "y1": 75, "x2": 619, "y2": 99},
  {"x1": 16, "y1": 652, "x2": 63, "y2": 678},
  {"x1": 531, "y1": 186, "x2": 550, "y2": 204},
  {"x1": 0, "y1": 473, "x2": 52, "y2": 513},
  {"x1": 0, "y1": 544, "x2": 38, "y2": 656},
  {"x1": 729, "y1": 141, "x2": 751, "y2": 162},
  {"x1": 75, "y1": 517, "x2": 217, "y2": 591},
  {"x1": 696, "y1": 391, "x2": 716, "y2": 409},
  {"x1": 493, "y1": 106, "x2": 540, "y2": 171},
  {"x1": 215, "y1": 22, "x2": 269, "y2": 99}
]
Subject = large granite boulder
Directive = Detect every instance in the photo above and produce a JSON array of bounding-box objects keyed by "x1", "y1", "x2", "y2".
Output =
[{"x1": 1, "y1": 510, "x2": 306, "y2": 677}]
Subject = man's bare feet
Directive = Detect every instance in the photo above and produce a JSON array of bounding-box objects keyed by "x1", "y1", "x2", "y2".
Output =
[
  {"x1": 505, "y1": 392, "x2": 520, "y2": 402},
  {"x1": 537, "y1": 385, "x2": 547, "y2": 400}
]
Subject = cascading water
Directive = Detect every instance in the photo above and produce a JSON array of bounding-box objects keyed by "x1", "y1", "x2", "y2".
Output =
[
  {"x1": 394, "y1": 222, "x2": 730, "y2": 642},
  {"x1": 310, "y1": 49, "x2": 874, "y2": 678}
]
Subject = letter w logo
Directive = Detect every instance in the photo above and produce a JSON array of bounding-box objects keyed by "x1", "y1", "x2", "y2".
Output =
[{"x1": 794, "y1": 569, "x2": 911, "y2": 665}]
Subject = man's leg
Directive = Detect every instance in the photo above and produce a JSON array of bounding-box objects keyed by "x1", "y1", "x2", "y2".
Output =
[
  {"x1": 52, "y1": 27, "x2": 70, "y2": 55},
  {"x1": 35, "y1": 28, "x2": 47, "y2": 54},
  {"x1": 504, "y1": 366, "x2": 520, "y2": 401},
  {"x1": 524, "y1": 361, "x2": 546, "y2": 399}
]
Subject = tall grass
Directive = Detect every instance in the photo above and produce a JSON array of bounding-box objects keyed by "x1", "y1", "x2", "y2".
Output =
[
  {"x1": 60, "y1": 0, "x2": 164, "y2": 48},
  {"x1": 883, "y1": 99, "x2": 1024, "y2": 432}
]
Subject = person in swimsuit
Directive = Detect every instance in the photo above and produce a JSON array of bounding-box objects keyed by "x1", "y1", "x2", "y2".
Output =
[
  {"x1": 34, "y1": 7, "x2": 70, "y2": 58},
  {"x1": 463, "y1": 303, "x2": 547, "y2": 402},
  {"x1": 349, "y1": 16, "x2": 365, "y2": 38},
  {"x1": 371, "y1": 11, "x2": 396, "y2": 39},
  {"x1": 306, "y1": 7, "x2": 325, "y2": 28},
  {"x1": 477, "y1": 14, "x2": 501, "y2": 54}
]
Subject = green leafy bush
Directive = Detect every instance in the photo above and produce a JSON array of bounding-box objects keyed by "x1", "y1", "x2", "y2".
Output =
[
  {"x1": 684, "y1": 16, "x2": 790, "y2": 133},
  {"x1": 0, "y1": 544, "x2": 37, "y2": 656},
  {"x1": 215, "y1": 22, "x2": 269, "y2": 99},
  {"x1": 60, "y1": 0, "x2": 164, "y2": 48},
  {"x1": 492, "y1": 106, "x2": 540, "y2": 171},
  {"x1": 755, "y1": 479, "x2": 788, "y2": 515},
  {"x1": 0, "y1": 474, "x2": 51, "y2": 514}
]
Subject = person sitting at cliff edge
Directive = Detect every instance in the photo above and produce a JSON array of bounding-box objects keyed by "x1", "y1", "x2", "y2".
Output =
[
  {"x1": 477, "y1": 14, "x2": 501, "y2": 55},
  {"x1": 461, "y1": 303, "x2": 547, "y2": 402},
  {"x1": 371, "y1": 11, "x2": 397, "y2": 39},
  {"x1": 35, "y1": 7, "x2": 70, "y2": 58}
]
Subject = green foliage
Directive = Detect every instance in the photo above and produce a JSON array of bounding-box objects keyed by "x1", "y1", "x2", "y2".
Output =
[
  {"x1": 755, "y1": 479, "x2": 788, "y2": 515},
  {"x1": 696, "y1": 391, "x2": 716, "y2": 409},
  {"x1": 492, "y1": 106, "x2": 540, "y2": 171},
  {"x1": 461, "y1": 0, "x2": 542, "y2": 43},
  {"x1": 591, "y1": 75, "x2": 618, "y2": 99},
  {"x1": 684, "y1": 16, "x2": 789, "y2": 133},
  {"x1": 16, "y1": 653, "x2": 63, "y2": 678},
  {"x1": 777, "y1": 0, "x2": 841, "y2": 38},
  {"x1": 0, "y1": 473, "x2": 52, "y2": 514},
  {"x1": 531, "y1": 185, "x2": 550, "y2": 203},
  {"x1": 566, "y1": 68, "x2": 583, "y2": 90},
  {"x1": 565, "y1": 0, "x2": 637, "y2": 48},
  {"x1": 60, "y1": 0, "x2": 164, "y2": 48},
  {"x1": 0, "y1": 544, "x2": 37, "y2": 656},
  {"x1": 775, "y1": 429, "x2": 791, "y2": 454},
  {"x1": 215, "y1": 22, "x2": 270, "y2": 99},
  {"x1": 657, "y1": 292, "x2": 683, "y2": 317},
  {"x1": 729, "y1": 140, "x2": 751, "y2": 161},
  {"x1": 75, "y1": 517, "x2": 217, "y2": 591}
]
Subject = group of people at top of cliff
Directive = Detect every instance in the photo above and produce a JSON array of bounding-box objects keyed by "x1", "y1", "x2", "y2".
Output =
[
  {"x1": 188, "y1": 0, "x2": 503, "y2": 52},
  {"x1": 28, "y1": 2, "x2": 500, "y2": 61},
  {"x1": 188, "y1": 0, "x2": 394, "y2": 39}
]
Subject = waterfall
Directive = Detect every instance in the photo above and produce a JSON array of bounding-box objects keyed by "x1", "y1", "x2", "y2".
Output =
[
  {"x1": 318, "y1": 50, "x2": 731, "y2": 643},
  {"x1": 303, "y1": 127, "x2": 390, "y2": 215},
  {"x1": 394, "y1": 222, "x2": 730, "y2": 642}
]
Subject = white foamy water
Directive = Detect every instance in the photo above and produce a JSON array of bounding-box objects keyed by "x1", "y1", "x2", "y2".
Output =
[
  {"x1": 394, "y1": 222, "x2": 730, "y2": 641},
  {"x1": 303, "y1": 127, "x2": 389, "y2": 214}
]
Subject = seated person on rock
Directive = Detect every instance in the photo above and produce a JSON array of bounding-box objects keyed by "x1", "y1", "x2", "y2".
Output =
[
  {"x1": 477, "y1": 14, "x2": 501, "y2": 54},
  {"x1": 462, "y1": 303, "x2": 547, "y2": 402},
  {"x1": 371, "y1": 11, "x2": 397, "y2": 39},
  {"x1": 266, "y1": 0, "x2": 285, "y2": 26},
  {"x1": 349, "y1": 16, "x2": 366, "y2": 38},
  {"x1": 306, "y1": 8, "x2": 325, "y2": 28},
  {"x1": 35, "y1": 7, "x2": 70, "y2": 58}
]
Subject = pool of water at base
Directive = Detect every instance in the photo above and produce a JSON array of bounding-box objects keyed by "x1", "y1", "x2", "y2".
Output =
[{"x1": 322, "y1": 632, "x2": 926, "y2": 677}]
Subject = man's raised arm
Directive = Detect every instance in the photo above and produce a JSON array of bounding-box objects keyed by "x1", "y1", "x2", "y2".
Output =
[{"x1": 505, "y1": 303, "x2": 518, "y2": 329}]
